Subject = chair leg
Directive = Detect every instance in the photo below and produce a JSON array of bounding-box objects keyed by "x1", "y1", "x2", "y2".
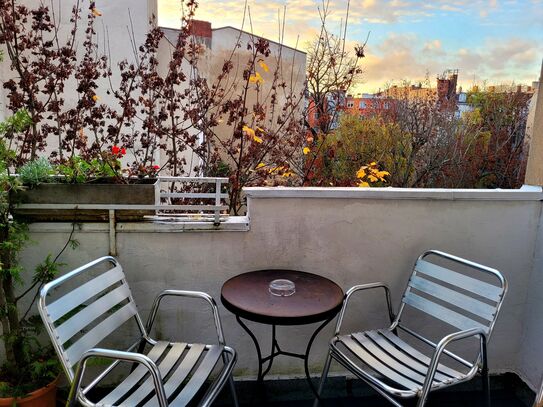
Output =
[
  {"x1": 229, "y1": 374, "x2": 239, "y2": 407},
  {"x1": 312, "y1": 350, "x2": 333, "y2": 407},
  {"x1": 481, "y1": 338, "x2": 491, "y2": 407}
]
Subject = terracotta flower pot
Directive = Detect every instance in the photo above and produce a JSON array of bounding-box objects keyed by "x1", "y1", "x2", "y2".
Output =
[{"x1": 0, "y1": 377, "x2": 59, "y2": 407}]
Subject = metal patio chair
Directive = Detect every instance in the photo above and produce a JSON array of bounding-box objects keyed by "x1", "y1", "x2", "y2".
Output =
[
  {"x1": 38, "y1": 256, "x2": 239, "y2": 407},
  {"x1": 314, "y1": 250, "x2": 507, "y2": 407}
]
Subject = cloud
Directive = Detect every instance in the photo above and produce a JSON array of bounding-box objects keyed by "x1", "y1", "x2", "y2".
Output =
[
  {"x1": 358, "y1": 33, "x2": 443, "y2": 88},
  {"x1": 157, "y1": 0, "x2": 543, "y2": 91},
  {"x1": 357, "y1": 34, "x2": 541, "y2": 91},
  {"x1": 454, "y1": 38, "x2": 540, "y2": 80},
  {"x1": 423, "y1": 40, "x2": 442, "y2": 51}
]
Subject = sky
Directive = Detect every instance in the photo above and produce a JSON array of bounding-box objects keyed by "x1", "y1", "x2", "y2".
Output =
[{"x1": 158, "y1": 0, "x2": 543, "y2": 93}]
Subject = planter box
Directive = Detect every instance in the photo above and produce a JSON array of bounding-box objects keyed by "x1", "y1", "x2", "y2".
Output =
[{"x1": 12, "y1": 178, "x2": 158, "y2": 222}]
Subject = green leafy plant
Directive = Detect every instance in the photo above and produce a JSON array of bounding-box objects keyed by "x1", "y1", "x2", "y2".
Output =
[
  {"x1": 17, "y1": 157, "x2": 54, "y2": 186},
  {"x1": 57, "y1": 156, "x2": 114, "y2": 183},
  {"x1": 0, "y1": 110, "x2": 76, "y2": 399},
  {"x1": 56, "y1": 146, "x2": 126, "y2": 183}
]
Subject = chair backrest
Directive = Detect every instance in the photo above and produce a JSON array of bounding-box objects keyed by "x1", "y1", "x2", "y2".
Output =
[
  {"x1": 38, "y1": 256, "x2": 146, "y2": 381},
  {"x1": 398, "y1": 250, "x2": 507, "y2": 338}
]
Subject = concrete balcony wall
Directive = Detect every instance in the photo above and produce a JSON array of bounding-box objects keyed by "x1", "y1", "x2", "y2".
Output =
[
  {"x1": 20, "y1": 187, "x2": 543, "y2": 389},
  {"x1": 519, "y1": 202, "x2": 543, "y2": 391}
]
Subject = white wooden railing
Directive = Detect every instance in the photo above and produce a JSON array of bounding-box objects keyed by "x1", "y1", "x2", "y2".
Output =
[{"x1": 154, "y1": 176, "x2": 229, "y2": 224}]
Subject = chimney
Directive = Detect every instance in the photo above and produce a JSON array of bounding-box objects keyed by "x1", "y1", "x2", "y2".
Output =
[
  {"x1": 517, "y1": 85, "x2": 522, "y2": 93},
  {"x1": 189, "y1": 20, "x2": 212, "y2": 38}
]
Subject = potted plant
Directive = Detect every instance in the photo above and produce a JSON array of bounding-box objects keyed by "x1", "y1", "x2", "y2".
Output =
[
  {"x1": 12, "y1": 147, "x2": 160, "y2": 222},
  {"x1": 0, "y1": 110, "x2": 64, "y2": 406}
]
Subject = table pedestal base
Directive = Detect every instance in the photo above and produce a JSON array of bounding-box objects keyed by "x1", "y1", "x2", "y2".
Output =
[{"x1": 235, "y1": 315, "x2": 333, "y2": 398}]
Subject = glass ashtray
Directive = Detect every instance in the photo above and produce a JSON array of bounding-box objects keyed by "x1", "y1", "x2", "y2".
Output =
[{"x1": 269, "y1": 279, "x2": 296, "y2": 297}]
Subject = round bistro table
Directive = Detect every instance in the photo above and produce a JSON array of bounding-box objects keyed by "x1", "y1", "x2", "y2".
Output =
[{"x1": 221, "y1": 270, "x2": 344, "y2": 396}]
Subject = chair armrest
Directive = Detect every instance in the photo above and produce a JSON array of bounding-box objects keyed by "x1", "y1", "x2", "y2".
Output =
[
  {"x1": 334, "y1": 282, "x2": 394, "y2": 336},
  {"x1": 146, "y1": 290, "x2": 226, "y2": 345},
  {"x1": 419, "y1": 327, "x2": 487, "y2": 404},
  {"x1": 69, "y1": 348, "x2": 168, "y2": 407}
]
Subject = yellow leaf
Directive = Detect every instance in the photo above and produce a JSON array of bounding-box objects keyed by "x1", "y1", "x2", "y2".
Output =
[
  {"x1": 358, "y1": 181, "x2": 370, "y2": 188},
  {"x1": 303, "y1": 147, "x2": 310, "y2": 155},
  {"x1": 249, "y1": 72, "x2": 264, "y2": 85},
  {"x1": 256, "y1": 127, "x2": 265, "y2": 133},
  {"x1": 377, "y1": 170, "x2": 390, "y2": 177},
  {"x1": 356, "y1": 168, "x2": 366, "y2": 178},
  {"x1": 91, "y1": 8, "x2": 102, "y2": 16},
  {"x1": 242, "y1": 125, "x2": 256, "y2": 139},
  {"x1": 369, "y1": 161, "x2": 377, "y2": 166},
  {"x1": 92, "y1": 94, "x2": 100, "y2": 102},
  {"x1": 258, "y1": 60, "x2": 270, "y2": 72},
  {"x1": 253, "y1": 135, "x2": 263, "y2": 143},
  {"x1": 256, "y1": 162, "x2": 266, "y2": 169},
  {"x1": 368, "y1": 175, "x2": 378, "y2": 183},
  {"x1": 268, "y1": 166, "x2": 284, "y2": 174},
  {"x1": 282, "y1": 171, "x2": 294, "y2": 177}
]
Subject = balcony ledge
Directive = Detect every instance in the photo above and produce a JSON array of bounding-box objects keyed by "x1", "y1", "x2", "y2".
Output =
[
  {"x1": 27, "y1": 215, "x2": 250, "y2": 233},
  {"x1": 244, "y1": 185, "x2": 543, "y2": 201}
]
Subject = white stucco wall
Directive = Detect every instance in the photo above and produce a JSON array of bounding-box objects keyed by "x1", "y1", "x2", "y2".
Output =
[
  {"x1": 17, "y1": 187, "x2": 543, "y2": 387},
  {"x1": 519, "y1": 201, "x2": 543, "y2": 392}
]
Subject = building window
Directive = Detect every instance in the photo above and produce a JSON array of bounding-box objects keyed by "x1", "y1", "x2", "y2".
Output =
[
  {"x1": 359, "y1": 101, "x2": 366, "y2": 109},
  {"x1": 347, "y1": 101, "x2": 354, "y2": 108},
  {"x1": 383, "y1": 102, "x2": 390, "y2": 109}
]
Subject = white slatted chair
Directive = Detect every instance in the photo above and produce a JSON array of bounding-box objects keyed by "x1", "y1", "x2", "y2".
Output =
[
  {"x1": 314, "y1": 250, "x2": 507, "y2": 407},
  {"x1": 38, "y1": 256, "x2": 239, "y2": 407}
]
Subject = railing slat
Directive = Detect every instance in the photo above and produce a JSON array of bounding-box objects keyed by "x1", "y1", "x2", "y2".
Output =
[
  {"x1": 18, "y1": 204, "x2": 228, "y2": 211},
  {"x1": 160, "y1": 192, "x2": 229, "y2": 199},
  {"x1": 158, "y1": 176, "x2": 228, "y2": 183}
]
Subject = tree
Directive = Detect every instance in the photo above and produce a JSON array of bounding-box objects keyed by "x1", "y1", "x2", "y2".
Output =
[
  {"x1": 310, "y1": 86, "x2": 532, "y2": 189},
  {"x1": 305, "y1": 0, "x2": 366, "y2": 136},
  {"x1": 0, "y1": 0, "x2": 80, "y2": 163}
]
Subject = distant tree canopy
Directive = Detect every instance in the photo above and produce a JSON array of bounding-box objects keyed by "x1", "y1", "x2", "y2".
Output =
[{"x1": 307, "y1": 90, "x2": 531, "y2": 189}]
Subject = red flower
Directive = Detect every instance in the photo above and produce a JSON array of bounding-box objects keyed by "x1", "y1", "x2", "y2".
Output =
[
  {"x1": 111, "y1": 146, "x2": 126, "y2": 156},
  {"x1": 153, "y1": 165, "x2": 160, "y2": 170}
]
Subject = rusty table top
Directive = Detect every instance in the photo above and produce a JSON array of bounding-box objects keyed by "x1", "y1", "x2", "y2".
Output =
[{"x1": 221, "y1": 270, "x2": 344, "y2": 325}]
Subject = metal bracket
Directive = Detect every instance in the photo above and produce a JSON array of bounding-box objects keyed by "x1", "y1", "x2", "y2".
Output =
[{"x1": 109, "y1": 209, "x2": 116, "y2": 256}]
